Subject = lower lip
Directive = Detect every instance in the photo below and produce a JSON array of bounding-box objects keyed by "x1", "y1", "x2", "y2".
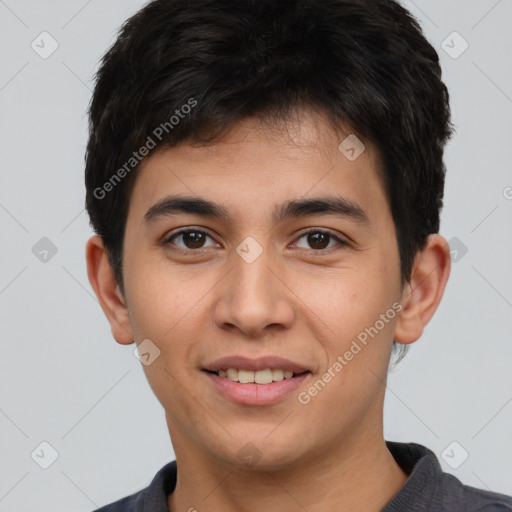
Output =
[{"x1": 204, "y1": 371, "x2": 310, "y2": 406}]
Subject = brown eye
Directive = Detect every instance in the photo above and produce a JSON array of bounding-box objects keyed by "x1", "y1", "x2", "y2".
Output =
[
  {"x1": 181, "y1": 231, "x2": 206, "y2": 249},
  {"x1": 294, "y1": 229, "x2": 348, "y2": 251},
  {"x1": 307, "y1": 232, "x2": 330, "y2": 250},
  {"x1": 165, "y1": 229, "x2": 218, "y2": 251}
]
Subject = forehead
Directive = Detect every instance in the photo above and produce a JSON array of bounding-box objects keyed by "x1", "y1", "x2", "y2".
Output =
[{"x1": 127, "y1": 111, "x2": 389, "y2": 227}]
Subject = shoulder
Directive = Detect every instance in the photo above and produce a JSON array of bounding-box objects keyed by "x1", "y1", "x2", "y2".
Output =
[
  {"x1": 384, "y1": 441, "x2": 512, "y2": 511},
  {"x1": 441, "y1": 472, "x2": 512, "y2": 511},
  {"x1": 94, "y1": 491, "x2": 141, "y2": 512},
  {"x1": 91, "y1": 461, "x2": 177, "y2": 512}
]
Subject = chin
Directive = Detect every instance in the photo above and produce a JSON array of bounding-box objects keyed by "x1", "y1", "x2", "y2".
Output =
[{"x1": 217, "y1": 434, "x2": 311, "y2": 471}]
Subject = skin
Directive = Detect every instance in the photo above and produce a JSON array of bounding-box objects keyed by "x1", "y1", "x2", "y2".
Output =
[{"x1": 87, "y1": 110, "x2": 451, "y2": 512}]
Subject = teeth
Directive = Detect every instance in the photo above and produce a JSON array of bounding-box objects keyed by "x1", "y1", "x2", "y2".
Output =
[
  {"x1": 238, "y1": 369, "x2": 254, "y2": 383},
  {"x1": 271, "y1": 369, "x2": 284, "y2": 381},
  {"x1": 215, "y1": 368, "x2": 304, "y2": 384},
  {"x1": 226, "y1": 368, "x2": 238, "y2": 381},
  {"x1": 255, "y1": 369, "x2": 273, "y2": 384}
]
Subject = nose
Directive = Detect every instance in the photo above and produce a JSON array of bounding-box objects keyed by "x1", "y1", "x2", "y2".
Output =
[{"x1": 212, "y1": 244, "x2": 295, "y2": 337}]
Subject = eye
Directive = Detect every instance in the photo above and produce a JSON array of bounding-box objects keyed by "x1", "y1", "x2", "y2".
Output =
[
  {"x1": 164, "y1": 228, "x2": 219, "y2": 252},
  {"x1": 293, "y1": 229, "x2": 349, "y2": 251},
  {"x1": 163, "y1": 227, "x2": 349, "y2": 254}
]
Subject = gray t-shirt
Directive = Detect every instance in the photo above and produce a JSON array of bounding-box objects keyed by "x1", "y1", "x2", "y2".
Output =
[{"x1": 94, "y1": 441, "x2": 512, "y2": 511}]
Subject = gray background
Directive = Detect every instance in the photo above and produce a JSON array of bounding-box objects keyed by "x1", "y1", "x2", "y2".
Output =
[{"x1": 1, "y1": 0, "x2": 511, "y2": 510}]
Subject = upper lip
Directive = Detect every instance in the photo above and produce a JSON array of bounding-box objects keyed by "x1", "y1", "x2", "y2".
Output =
[{"x1": 203, "y1": 356, "x2": 310, "y2": 373}]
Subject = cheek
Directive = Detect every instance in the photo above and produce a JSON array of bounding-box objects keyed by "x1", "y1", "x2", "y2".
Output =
[
  {"x1": 292, "y1": 265, "x2": 399, "y2": 416},
  {"x1": 128, "y1": 270, "x2": 209, "y2": 424},
  {"x1": 306, "y1": 287, "x2": 398, "y2": 428},
  {"x1": 124, "y1": 261, "x2": 212, "y2": 411},
  {"x1": 124, "y1": 251, "x2": 212, "y2": 339},
  {"x1": 291, "y1": 265, "x2": 393, "y2": 342}
]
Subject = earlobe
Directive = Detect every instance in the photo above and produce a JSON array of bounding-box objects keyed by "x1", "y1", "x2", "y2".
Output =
[
  {"x1": 86, "y1": 235, "x2": 134, "y2": 345},
  {"x1": 394, "y1": 234, "x2": 451, "y2": 345}
]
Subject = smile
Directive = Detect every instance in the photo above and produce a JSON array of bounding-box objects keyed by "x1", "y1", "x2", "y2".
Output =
[{"x1": 206, "y1": 368, "x2": 308, "y2": 384}]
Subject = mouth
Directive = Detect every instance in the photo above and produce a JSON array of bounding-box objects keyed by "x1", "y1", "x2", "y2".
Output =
[
  {"x1": 202, "y1": 356, "x2": 312, "y2": 406},
  {"x1": 203, "y1": 368, "x2": 310, "y2": 384}
]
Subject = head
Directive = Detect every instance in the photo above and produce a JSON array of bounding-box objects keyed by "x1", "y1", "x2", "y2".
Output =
[{"x1": 85, "y1": 0, "x2": 453, "y2": 469}]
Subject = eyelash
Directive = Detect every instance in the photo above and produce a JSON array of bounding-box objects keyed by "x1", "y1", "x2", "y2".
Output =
[{"x1": 163, "y1": 226, "x2": 349, "y2": 255}]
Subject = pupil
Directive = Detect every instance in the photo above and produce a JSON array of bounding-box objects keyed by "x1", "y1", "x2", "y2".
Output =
[
  {"x1": 309, "y1": 233, "x2": 329, "y2": 249},
  {"x1": 185, "y1": 231, "x2": 205, "y2": 248}
]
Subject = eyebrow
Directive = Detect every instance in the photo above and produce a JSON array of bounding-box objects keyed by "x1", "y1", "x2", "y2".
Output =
[{"x1": 143, "y1": 195, "x2": 370, "y2": 225}]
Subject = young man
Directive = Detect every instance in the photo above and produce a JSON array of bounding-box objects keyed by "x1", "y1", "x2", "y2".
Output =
[{"x1": 85, "y1": 0, "x2": 512, "y2": 510}]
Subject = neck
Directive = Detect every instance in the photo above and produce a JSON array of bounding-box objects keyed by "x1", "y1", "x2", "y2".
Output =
[{"x1": 167, "y1": 427, "x2": 408, "y2": 512}]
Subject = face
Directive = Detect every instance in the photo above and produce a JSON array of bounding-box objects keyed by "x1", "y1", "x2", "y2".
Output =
[{"x1": 120, "y1": 111, "x2": 404, "y2": 469}]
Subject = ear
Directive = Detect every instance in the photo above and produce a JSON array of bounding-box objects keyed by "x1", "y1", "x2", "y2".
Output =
[
  {"x1": 394, "y1": 234, "x2": 451, "y2": 345},
  {"x1": 86, "y1": 235, "x2": 134, "y2": 345}
]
